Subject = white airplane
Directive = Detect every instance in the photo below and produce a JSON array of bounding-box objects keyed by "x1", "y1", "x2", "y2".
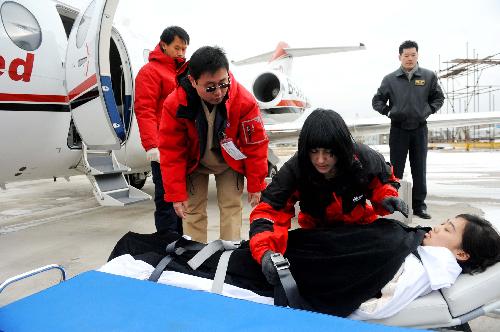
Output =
[
  {"x1": 1, "y1": 0, "x2": 499, "y2": 207},
  {"x1": 232, "y1": 41, "x2": 366, "y2": 125},
  {"x1": 0, "y1": 0, "x2": 151, "y2": 206},
  {"x1": 0, "y1": 0, "x2": 368, "y2": 204}
]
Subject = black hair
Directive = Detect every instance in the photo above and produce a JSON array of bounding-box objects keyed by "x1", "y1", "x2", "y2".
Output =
[
  {"x1": 160, "y1": 26, "x2": 190, "y2": 45},
  {"x1": 188, "y1": 46, "x2": 229, "y2": 81},
  {"x1": 399, "y1": 40, "x2": 418, "y2": 55},
  {"x1": 298, "y1": 108, "x2": 355, "y2": 178},
  {"x1": 457, "y1": 214, "x2": 500, "y2": 274}
]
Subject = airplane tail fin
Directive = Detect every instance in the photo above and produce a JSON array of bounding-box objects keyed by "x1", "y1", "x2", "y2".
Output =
[{"x1": 231, "y1": 42, "x2": 366, "y2": 66}]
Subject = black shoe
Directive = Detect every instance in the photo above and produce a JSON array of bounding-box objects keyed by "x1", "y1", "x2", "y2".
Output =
[{"x1": 414, "y1": 210, "x2": 431, "y2": 219}]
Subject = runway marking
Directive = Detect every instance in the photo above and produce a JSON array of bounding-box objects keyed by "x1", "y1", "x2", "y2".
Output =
[
  {"x1": 0, "y1": 206, "x2": 103, "y2": 235},
  {"x1": 0, "y1": 209, "x2": 32, "y2": 217}
]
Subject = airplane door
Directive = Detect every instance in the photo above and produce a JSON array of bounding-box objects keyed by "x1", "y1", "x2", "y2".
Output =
[{"x1": 65, "y1": 0, "x2": 124, "y2": 150}]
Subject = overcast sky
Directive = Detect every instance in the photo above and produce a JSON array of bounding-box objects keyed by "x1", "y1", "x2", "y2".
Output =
[{"x1": 71, "y1": 0, "x2": 500, "y2": 119}]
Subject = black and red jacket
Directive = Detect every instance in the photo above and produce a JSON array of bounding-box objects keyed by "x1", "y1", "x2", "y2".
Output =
[
  {"x1": 159, "y1": 72, "x2": 269, "y2": 203},
  {"x1": 249, "y1": 144, "x2": 400, "y2": 263}
]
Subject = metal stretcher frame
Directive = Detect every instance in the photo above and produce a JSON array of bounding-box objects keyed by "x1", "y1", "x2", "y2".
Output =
[{"x1": 0, "y1": 271, "x2": 425, "y2": 332}]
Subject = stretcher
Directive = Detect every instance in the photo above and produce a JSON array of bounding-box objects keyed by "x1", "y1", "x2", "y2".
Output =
[
  {"x1": 1, "y1": 261, "x2": 500, "y2": 331},
  {"x1": 371, "y1": 261, "x2": 500, "y2": 330},
  {"x1": 1, "y1": 269, "x2": 421, "y2": 332}
]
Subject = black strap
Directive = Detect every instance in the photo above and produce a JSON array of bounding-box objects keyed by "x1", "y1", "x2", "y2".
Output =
[
  {"x1": 148, "y1": 238, "x2": 238, "y2": 283},
  {"x1": 148, "y1": 255, "x2": 174, "y2": 282},
  {"x1": 148, "y1": 240, "x2": 179, "y2": 282},
  {"x1": 270, "y1": 253, "x2": 312, "y2": 310},
  {"x1": 188, "y1": 240, "x2": 240, "y2": 270},
  {"x1": 211, "y1": 250, "x2": 234, "y2": 294}
]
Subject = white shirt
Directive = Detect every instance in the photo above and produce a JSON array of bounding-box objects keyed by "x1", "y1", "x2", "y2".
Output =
[{"x1": 349, "y1": 246, "x2": 462, "y2": 320}]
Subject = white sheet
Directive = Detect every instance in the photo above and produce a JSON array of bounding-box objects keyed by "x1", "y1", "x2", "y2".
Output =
[{"x1": 98, "y1": 254, "x2": 274, "y2": 305}]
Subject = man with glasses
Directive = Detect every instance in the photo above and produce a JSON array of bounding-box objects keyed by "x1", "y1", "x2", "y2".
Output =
[
  {"x1": 159, "y1": 46, "x2": 269, "y2": 243},
  {"x1": 134, "y1": 26, "x2": 189, "y2": 234}
]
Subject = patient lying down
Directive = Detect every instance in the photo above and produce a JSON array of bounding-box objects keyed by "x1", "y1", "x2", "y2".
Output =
[{"x1": 102, "y1": 214, "x2": 500, "y2": 320}]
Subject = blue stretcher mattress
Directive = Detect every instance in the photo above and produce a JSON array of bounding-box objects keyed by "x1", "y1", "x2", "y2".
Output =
[{"x1": 0, "y1": 271, "x2": 426, "y2": 331}]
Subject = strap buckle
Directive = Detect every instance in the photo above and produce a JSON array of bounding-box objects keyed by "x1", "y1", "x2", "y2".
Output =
[{"x1": 270, "y1": 253, "x2": 290, "y2": 271}]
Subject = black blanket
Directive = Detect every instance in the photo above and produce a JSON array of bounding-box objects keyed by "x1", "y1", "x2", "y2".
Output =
[{"x1": 108, "y1": 218, "x2": 428, "y2": 317}]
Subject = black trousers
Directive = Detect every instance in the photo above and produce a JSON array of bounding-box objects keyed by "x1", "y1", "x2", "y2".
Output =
[
  {"x1": 389, "y1": 125, "x2": 428, "y2": 212},
  {"x1": 151, "y1": 161, "x2": 183, "y2": 233}
]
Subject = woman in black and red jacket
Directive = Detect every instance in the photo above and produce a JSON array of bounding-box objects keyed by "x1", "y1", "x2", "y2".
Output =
[{"x1": 249, "y1": 109, "x2": 409, "y2": 284}]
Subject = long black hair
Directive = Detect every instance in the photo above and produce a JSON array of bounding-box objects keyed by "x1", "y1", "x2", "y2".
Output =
[
  {"x1": 298, "y1": 108, "x2": 356, "y2": 180},
  {"x1": 457, "y1": 214, "x2": 500, "y2": 274},
  {"x1": 296, "y1": 109, "x2": 364, "y2": 218}
]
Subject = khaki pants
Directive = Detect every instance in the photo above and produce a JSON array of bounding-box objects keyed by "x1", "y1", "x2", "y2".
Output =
[{"x1": 184, "y1": 167, "x2": 244, "y2": 243}]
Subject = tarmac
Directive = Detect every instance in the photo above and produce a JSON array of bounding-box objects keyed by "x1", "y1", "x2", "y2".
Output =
[{"x1": 1, "y1": 146, "x2": 499, "y2": 331}]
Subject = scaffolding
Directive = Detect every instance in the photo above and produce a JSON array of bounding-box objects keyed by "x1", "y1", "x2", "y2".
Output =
[{"x1": 434, "y1": 45, "x2": 500, "y2": 143}]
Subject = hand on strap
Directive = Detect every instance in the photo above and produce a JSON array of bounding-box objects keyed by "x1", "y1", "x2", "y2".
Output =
[
  {"x1": 381, "y1": 196, "x2": 409, "y2": 217},
  {"x1": 261, "y1": 250, "x2": 280, "y2": 286}
]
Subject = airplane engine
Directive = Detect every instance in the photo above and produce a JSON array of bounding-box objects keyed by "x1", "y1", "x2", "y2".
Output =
[
  {"x1": 252, "y1": 72, "x2": 281, "y2": 106},
  {"x1": 251, "y1": 71, "x2": 308, "y2": 114}
]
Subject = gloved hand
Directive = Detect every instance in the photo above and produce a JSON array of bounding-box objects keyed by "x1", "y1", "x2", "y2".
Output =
[
  {"x1": 261, "y1": 250, "x2": 280, "y2": 286},
  {"x1": 381, "y1": 197, "x2": 409, "y2": 218},
  {"x1": 146, "y1": 148, "x2": 160, "y2": 162}
]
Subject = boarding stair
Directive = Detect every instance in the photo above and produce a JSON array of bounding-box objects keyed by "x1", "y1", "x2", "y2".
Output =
[{"x1": 80, "y1": 144, "x2": 151, "y2": 206}]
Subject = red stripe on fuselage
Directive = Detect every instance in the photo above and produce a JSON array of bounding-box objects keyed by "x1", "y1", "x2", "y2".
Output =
[
  {"x1": 0, "y1": 75, "x2": 97, "y2": 104},
  {"x1": 276, "y1": 99, "x2": 306, "y2": 108},
  {"x1": 0, "y1": 92, "x2": 67, "y2": 103},
  {"x1": 68, "y1": 74, "x2": 97, "y2": 101}
]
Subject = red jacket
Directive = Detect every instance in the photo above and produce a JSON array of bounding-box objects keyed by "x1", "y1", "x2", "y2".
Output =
[
  {"x1": 159, "y1": 72, "x2": 269, "y2": 202},
  {"x1": 134, "y1": 45, "x2": 183, "y2": 151},
  {"x1": 249, "y1": 145, "x2": 400, "y2": 263}
]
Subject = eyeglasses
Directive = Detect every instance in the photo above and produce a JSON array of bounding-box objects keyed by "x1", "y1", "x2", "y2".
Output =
[{"x1": 204, "y1": 81, "x2": 230, "y2": 93}]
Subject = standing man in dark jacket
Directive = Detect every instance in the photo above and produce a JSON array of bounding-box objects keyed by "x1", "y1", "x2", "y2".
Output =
[
  {"x1": 159, "y1": 46, "x2": 269, "y2": 243},
  {"x1": 372, "y1": 40, "x2": 445, "y2": 219},
  {"x1": 134, "y1": 26, "x2": 189, "y2": 233}
]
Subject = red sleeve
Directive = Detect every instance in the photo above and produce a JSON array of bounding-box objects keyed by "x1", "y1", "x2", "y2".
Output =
[
  {"x1": 249, "y1": 196, "x2": 297, "y2": 263},
  {"x1": 158, "y1": 93, "x2": 189, "y2": 202},
  {"x1": 369, "y1": 166, "x2": 399, "y2": 216},
  {"x1": 237, "y1": 89, "x2": 269, "y2": 194},
  {"x1": 134, "y1": 66, "x2": 161, "y2": 151}
]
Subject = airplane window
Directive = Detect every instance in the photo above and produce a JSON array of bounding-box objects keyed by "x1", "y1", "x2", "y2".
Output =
[
  {"x1": 0, "y1": 1, "x2": 41, "y2": 51},
  {"x1": 76, "y1": 0, "x2": 95, "y2": 48}
]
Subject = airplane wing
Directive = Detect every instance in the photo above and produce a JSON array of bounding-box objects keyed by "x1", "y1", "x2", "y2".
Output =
[
  {"x1": 232, "y1": 43, "x2": 366, "y2": 66},
  {"x1": 265, "y1": 110, "x2": 500, "y2": 141},
  {"x1": 285, "y1": 44, "x2": 366, "y2": 58},
  {"x1": 350, "y1": 111, "x2": 500, "y2": 136}
]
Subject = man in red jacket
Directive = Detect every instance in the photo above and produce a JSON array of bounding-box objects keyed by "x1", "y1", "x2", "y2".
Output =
[
  {"x1": 159, "y1": 46, "x2": 269, "y2": 243},
  {"x1": 134, "y1": 26, "x2": 189, "y2": 233}
]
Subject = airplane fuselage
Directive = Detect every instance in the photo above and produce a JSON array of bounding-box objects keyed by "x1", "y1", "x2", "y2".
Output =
[{"x1": 0, "y1": 0, "x2": 148, "y2": 188}]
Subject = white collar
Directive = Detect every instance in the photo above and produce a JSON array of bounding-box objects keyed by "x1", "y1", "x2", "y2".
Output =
[{"x1": 417, "y1": 246, "x2": 462, "y2": 290}]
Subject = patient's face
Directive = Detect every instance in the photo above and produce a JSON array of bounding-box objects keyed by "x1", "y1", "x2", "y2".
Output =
[{"x1": 422, "y1": 217, "x2": 468, "y2": 254}]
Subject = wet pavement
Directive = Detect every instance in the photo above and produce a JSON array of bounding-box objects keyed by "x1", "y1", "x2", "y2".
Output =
[{"x1": 1, "y1": 147, "x2": 499, "y2": 331}]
